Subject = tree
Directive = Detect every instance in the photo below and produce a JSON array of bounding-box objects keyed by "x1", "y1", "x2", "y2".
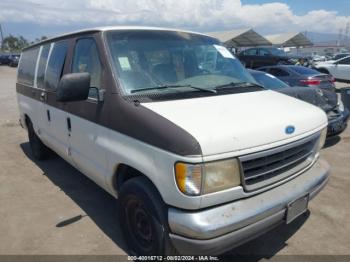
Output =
[
  {"x1": 34, "y1": 36, "x2": 48, "y2": 43},
  {"x1": 2, "y1": 35, "x2": 29, "y2": 51}
]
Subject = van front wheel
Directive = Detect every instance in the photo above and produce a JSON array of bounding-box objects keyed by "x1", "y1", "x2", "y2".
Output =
[
  {"x1": 27, "y1": 120, "x2": 49, "y2": 160},
  {"x1": 119, "y1": 177, "x2": 178, "y2": 255}
]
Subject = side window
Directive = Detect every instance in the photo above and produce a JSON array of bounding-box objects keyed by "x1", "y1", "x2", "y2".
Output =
[
  {"x1": 259, "y1": 68, "x2": 269, "y2": 72},
  {"x1": 18, "y1": 48, "x2": 40, "y2": 86},
  {"x1": 245, "y1": 49, "x2": 257, "y2": 56},
  {"x1": 36, "y1": 44, "x2": 51, "y2": 89},
  {"x1": 259, "y1": 49, "x2": 270, "y2": 56},
  {"x1": 45, "y1": 41, "x2": 68, "y2": 91},
  {"x1": 338, "y1": 57, "x2": 350, "y2": 65},
  {"x1": 269, "y1": 68, "x2": 289, "y2": 77},
  {"x1": 72, "y1": 38, "x2": 102, "y2": 98}
]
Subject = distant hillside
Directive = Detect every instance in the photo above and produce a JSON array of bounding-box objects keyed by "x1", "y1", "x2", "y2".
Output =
[{"x1": 304, "y1": 31, "x2": 350, "y2": 46}]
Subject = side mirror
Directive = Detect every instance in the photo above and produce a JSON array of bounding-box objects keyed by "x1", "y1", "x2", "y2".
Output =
[{"x1": 57, "y1": 73, "x2": 91, "y2": 102}]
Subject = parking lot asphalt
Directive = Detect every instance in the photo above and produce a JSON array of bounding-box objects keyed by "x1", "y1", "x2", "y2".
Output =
[{"x1": 0, "y1": 65, "x2": 350, "y2": 257}]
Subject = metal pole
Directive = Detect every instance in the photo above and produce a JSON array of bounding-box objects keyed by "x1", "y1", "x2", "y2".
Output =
[{"x1": 0, "y1": 23, "x2": 4, "y2": 51}]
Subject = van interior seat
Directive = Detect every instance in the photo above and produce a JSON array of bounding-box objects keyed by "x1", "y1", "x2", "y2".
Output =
[
  {"x1": 152, "y1": 63, "x2": 177, "y2": 84},
  {"x1": 119, "y1": 70, "x2": 154, "y2": 92}
]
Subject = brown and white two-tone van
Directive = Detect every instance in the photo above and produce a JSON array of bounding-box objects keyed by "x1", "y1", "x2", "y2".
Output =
[{"x1": 17, "y1": 26, "x2": 330, "y2": 255}]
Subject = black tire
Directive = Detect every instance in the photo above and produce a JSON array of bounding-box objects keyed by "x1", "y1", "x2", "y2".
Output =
[
  {"x1": 27, "y1": 119, "x2": 50, "y2": 160},
  {"x1": 119, "y1": 176, "x2": 178, "y2": 255}
]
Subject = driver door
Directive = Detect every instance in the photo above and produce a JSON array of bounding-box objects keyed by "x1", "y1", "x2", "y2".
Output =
[{"x1": 64, "y1": 36, "x2": 108, "y2": 189}]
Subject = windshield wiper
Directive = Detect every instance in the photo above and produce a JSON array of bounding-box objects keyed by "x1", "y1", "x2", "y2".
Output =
[
  {"x1": 131, "y1": 84, "x2": 217, "y2": 94},
  {"x1": 214, "y1": 82, "x2": 264, "y2": 90}
]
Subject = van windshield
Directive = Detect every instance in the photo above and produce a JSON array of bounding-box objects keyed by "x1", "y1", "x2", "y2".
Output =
[{"x1": 105, "y1": 30, "x2": 256, "y2": 96}]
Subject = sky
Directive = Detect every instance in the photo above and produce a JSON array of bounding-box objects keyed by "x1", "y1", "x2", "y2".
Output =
[{"x1": 0, "y1": 0, "x2": 349, "y2": 41}]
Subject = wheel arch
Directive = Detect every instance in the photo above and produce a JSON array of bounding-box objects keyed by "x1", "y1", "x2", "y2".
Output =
[
  {"x1": 113, "y1": 164, "x2": 158, "y2": 194},
  {"x1": 24, "y1": 113, "x2": 32, "y2": 130}
]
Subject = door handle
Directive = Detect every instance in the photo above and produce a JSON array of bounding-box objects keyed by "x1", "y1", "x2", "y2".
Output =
[
  {"x1": 47, "y1": 110, "x2": 51, "y2": 122},
  {"x1": 67, "y1": 117, "x2": 71, "y2": 132},
  {"x1": 40, "y1": 92, "x2": 46, "y2": 102}
]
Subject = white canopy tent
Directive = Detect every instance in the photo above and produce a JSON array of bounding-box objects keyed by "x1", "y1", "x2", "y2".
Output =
[
  {"x1": 265, "y1": 32, "x2": 313, "y2": 47},
  {"x1": 207, "y1": 28, "x2": 272, "y2": 48}
]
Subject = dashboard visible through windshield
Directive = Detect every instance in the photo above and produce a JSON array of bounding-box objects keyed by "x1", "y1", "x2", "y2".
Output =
[{"x1": 105, "y1": 30, "x2": 257, "y2": 98}]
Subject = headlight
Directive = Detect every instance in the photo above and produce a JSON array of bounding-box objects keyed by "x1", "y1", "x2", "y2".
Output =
[
  {"x1": 175, "y1": 159, "x2": 241, "y2": 196},
  {"x1": 338, "y1": 99, "x2": 345, "y2": 112},
  {"x1": 317, "y1": 128, "x2": 327, "y2": 152}
]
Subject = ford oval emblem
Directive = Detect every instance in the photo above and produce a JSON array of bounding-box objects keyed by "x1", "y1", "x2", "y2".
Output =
[{"x1": 285, "y1": 125, "x2": 295, "y2": 135}]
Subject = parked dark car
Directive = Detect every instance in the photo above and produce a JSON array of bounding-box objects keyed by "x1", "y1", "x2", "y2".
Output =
[
  {"x1": 0, "y1": 54, "x2": 11, "y2": 65},
  {"x1": 249, "y1": 69, "x2": 349, "y2": 136},
  {"x1": 8, "y1": 54, "x2": 20, "y2": 67},
  {"x1": 237, "y1": 47, "x2": 293, "y2": 69},
  {"x1": 258, "y1": 65, "x2": 336, "y2": 91}
]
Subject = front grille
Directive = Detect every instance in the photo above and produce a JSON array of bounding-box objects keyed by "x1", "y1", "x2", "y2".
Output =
[{"x1": 239, "y1": 134, "x2": 319, "y2": 191}]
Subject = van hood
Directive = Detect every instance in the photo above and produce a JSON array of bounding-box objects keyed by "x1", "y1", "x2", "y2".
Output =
[{"x1": 142, "y1": 90, "x2": 327, "y2": 156}]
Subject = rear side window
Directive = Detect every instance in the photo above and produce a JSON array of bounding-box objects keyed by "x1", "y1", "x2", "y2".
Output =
[
  {"x1": 338, "y1": 57, "x2": 350, "y2": 65},
  {"x1": 45, "y1": 41, "x2": 68, "y2": 91},
  {"x1": 259, "y1": 49, "x2": 270, "y2": 56},
  {"x1": 36, "y1": 44, "x2": 51, "y2": 89},
  {"x1": 258, "y1": 68, "x2": 269, "y2": 72},
  {"x1": 18, "y1": 48, "x2": 40, "y2": 86},
  {"x1": 245, "y1": 49, "x2": 257, "y2": 55},
  {"x1": 290, "y1": 66, "x2": 319, "y2": 75},
  {"x1": 268, "y1": 68, "x2": 289, "y2": 77}
]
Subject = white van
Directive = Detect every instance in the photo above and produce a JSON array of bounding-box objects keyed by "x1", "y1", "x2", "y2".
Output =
[{"x1": 16, "y1": 27, "x2": 330, "y2": 255}]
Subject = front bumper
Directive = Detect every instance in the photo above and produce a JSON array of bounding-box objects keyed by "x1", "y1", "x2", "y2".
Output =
[
  {"x1": 168, "y1": 158, "x2": 330, "y2": 255},
  {"x1": 327, "y1": 108, "x2": 350, "y2": 136}
]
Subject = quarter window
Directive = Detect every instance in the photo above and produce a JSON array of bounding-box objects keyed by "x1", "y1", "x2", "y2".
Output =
[
  {"x1": 45, "y1": 41, "x2": 68, "y2": 91},
  {"x1": 72, "y1": 38, "x2": 102, "y2": 98},
  {"x1": 338, "y1": 57, "x2": 350, "y2": 65},
  {"x1": 36, "y1": 44, "x2": 51, "y2": 89},
  {"x1": 268, "y1": 68, "x2": 289, "y2": 77},
  {"x1": 18, "y1": 47, "x2": 40, "y2": 86}
]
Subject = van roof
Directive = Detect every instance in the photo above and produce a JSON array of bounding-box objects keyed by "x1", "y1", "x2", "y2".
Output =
[{"x1": 23, "y1": 26, "x2": 212, "y2": 51}]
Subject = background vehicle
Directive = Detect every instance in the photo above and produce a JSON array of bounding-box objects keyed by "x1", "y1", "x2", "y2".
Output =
[
  {"x1": 250, "y1": 69, "x2": 349, "y2": 136},
  {"x1": 8, "y1": 54, "x2": 20, "y2": 67},
  {"x1": 237, "y1": 47, "x2": 292, "y2": 68},
  {"x1": 0, "y1": 54, "x2": 11, "y2": 65},
  {"x1": 258, "y1": 65, "x2": 336, "y2": 91},
  {"x1": 0, "y1": 54, "x2": 20, "y2": 66},
  {"x1": 316, "y1": 56, "x2": 350, "y2": 82},
  {"x1": 332, "y1": 53, "x2": 350, "y2": 61},
  {"x1": 312, "y1": 55, "x2": 327, "y2": 62}
]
